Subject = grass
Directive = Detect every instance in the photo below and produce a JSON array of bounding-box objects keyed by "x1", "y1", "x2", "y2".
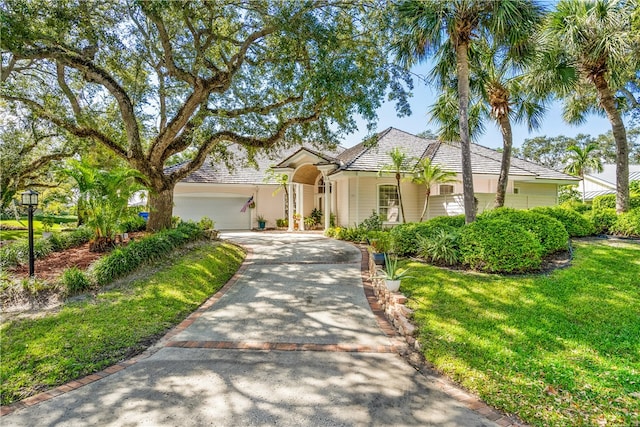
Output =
[
  {"x1": 400, "y1": 239, "x2": 640, "y2": 426},
  {"x1": 0, "y1": 241, "x2": 245, "y2": 405},
  {"x1": 0, "y1": 218, "x2": 68, "y2": 241}
]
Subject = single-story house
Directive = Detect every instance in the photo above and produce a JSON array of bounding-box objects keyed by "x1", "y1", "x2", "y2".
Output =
[
  {"x1": 171, "y1": 127, "x2": 578, "y2": 230},
  {"x1": 579, "y1": 164, "x2": 640, "y2": 202}
]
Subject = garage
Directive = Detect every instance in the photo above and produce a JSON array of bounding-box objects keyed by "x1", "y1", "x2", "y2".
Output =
[{"x1": 173, "y1": 195, "x2": 252, "y2": 230}]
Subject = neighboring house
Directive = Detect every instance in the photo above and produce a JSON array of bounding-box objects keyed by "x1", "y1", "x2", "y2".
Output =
[
  {"x1": 172, "y1": 127, "x2": 578, "y2": 230},
  {"x1": 579, "y1": 164, "x2": 640, "y2": 202}
]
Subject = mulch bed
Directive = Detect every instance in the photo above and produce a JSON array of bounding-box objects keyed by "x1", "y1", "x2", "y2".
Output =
[{"x1": 6, "y1": 232, "x2": 147, "y2": 282}]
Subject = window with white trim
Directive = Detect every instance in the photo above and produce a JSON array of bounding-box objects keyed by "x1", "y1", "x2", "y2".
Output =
[
  {"x1": 378, "y1": 184, "x2": 399, "y2": 222},
  {"x1": 513, "y1": 187, "x2": 520, "y2": 194},
  {"x1": 439, "y1": 184, "x2": 454, "y2": 195}
]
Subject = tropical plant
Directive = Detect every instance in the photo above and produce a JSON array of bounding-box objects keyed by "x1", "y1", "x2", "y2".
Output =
[
  {"x1": 412, "y1": 158, "x2": 457, "y2": 221},
  {"x1": 534, "y1": 0, "x2": 639, "y2": 212},
  {"x1": 416, "y1": 229, "x2": 461, "y2": 266},
  {"x1": 265, "y1": 169, "x2": 291, "y2": 218},
  {"x1": 378, "y1": 147, "x2": 409, "y2": 223},
  {"x1": 393, "y1": 0, "x2": 543, "y2": 223},
  {"x1": 377, "y1": 253, "x2": 412, "y2": 281},
  {"x1": 64, "y1": 160, "x2": 145, "y2": 252},
  {"x1": 563, "y1": 143, "x2": 604, "y2": 202}
]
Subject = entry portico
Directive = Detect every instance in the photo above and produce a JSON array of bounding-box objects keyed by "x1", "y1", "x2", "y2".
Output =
[{"x1": 273, "y1": 148, "x2": 337, "y2": 231}]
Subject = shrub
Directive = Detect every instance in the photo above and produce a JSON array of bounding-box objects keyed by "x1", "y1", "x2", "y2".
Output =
[
  {"x1": 367, "y1": 230, "x2": 392, "y2": 253},
  {"x1": 610, "y1": 208, "x2": 640, "y2": 237},
  {"x1": 478, "y1": 208, "x2": 568, "y2": 256},
  {"x1": 197, "y1": 216, "x2": 215, "y2": 230},
  {"x1": 48, "y1": 227, "x2": 95, "y2": 252},
  {"x1": 360, "y1": 210, "x2": 383, "y2": 232},
  {"x1": 91, "y1": 222, "x2": 204, "y2": 285},
  {"x1": 389, "y1": 223, "x2": 419, "y2": 256},
  {"x1": 460, "y1": 219, "x2": 542, "y2": 273},
  {"x1": 0, "y1": 238, "x2": 53, "y2": 268},
  {"x1": 342, "y1": 226, "x2": 367, "y2": 242},
  {"x1": 60, "y1": 267, "x2": 92, "y2": 294},
  {"x1": 592, "y1": 194, "x2": 640, "y2": 211},
  {"x1": 426, "y1": 214, "x2": 466, "y2": 228},
  {"x1": 530, "y1": 206, "x2": 595, "y2": 237},
  {"x1": 120, "y1": 215, "x2": 147, "y2": 233},
  {"x1": 417, "y1": 228, "x2": 461, "y2": 265},
  {"x1": 588, "y1": 208, "x2": 618, "y2": 234},
  {"x1": 560, "y1": 200, "x2": 591, "y2": 214}
]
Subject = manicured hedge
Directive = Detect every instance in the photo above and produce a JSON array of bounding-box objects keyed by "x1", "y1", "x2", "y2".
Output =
[
  {"x1": 530, "y1": 206, "x2": 595, "y2": 237},
  {"x1": 91, "y1": 222, "x2": 204, "y2": 286},
  {"x1": 592, "y1": 194, "x2": 640, "y2": 211},
  {"x1": 587, "y1": 208, "x2": 618, "y2": 234},
  {"x1": 610, "y1": 208, "x2": 640, "y2": 237},
  {"x1": 478, "y1": 208, "x2": 568, "y2": 256},
  {"x1": 460, "y1": 219, "x2": 542, "y2": 273}
]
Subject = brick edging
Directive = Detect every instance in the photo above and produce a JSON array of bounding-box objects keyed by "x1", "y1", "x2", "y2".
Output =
[
  {"x1": 354, "y1": 243, "x2": 527, "y2": 427},
  {"x1": 1, "y1": 241, "x2": 251, "y2": 417}
]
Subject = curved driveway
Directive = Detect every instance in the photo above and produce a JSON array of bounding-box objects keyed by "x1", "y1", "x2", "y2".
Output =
[{"x1": 3, "y1": 233, "x2": 499, "y2": 426}]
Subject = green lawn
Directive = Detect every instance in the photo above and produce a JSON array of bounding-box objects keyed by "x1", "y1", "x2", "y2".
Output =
[
  {"x1": 0, "y1": 218, "x2": 71, "y2": 241},
  {"x1": 0, "y1": 241, "x2": 245, "y2": 405},
  {"x1": 401, "y1": 239, "x2": 640, "y2": 426}
]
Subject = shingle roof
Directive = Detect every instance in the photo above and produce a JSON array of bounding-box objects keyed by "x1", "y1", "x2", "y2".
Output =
[
  {"x1": 171, "y1": 143, "x2": 343, "y2": 185},
  {"x1": 336, "y1": 127, "x2": 576, "y2": 181},
  {"x1": 173, "y1": 127, "x2": 577, "y2": 184}
]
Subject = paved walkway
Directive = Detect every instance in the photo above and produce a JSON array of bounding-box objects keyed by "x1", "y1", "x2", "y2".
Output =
[{"x1": 2, "y1": 233, "x2": 506, "y2": 426}]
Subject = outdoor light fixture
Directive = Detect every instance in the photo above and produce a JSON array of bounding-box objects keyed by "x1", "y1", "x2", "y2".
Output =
[{"x1": 20, "y1": 189, "x2": 39, "y2": 277}]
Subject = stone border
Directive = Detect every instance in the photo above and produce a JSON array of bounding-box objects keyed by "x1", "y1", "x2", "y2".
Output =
[{"x1": 357, "y1": 244, "x2": 527, "y2": 427}]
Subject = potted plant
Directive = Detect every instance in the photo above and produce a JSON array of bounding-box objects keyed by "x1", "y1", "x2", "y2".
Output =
[
  {"x1": 368, "y1": 231, "x2": 391, "y2": 266},
  {"x1": 376, "y1": 254, "x2": 411, "y2": 292},
  {"x1": 276, "y1": 218, "x2": 288, "y2": 229},
  {"x1": 293, "y1": 212, "x2": 301, "y2": 230},
  {"x1": 256, "y1": 214, "x2": 267, "y2": 230}
]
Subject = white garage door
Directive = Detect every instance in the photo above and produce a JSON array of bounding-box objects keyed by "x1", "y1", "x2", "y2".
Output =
[{"x1": 173, "y1": 196, "x2": 251, "y2": 230}]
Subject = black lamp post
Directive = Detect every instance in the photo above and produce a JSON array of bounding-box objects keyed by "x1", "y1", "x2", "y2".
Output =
[{"x1": 21, "y1": 189, "x2": 39, "y2": 277}]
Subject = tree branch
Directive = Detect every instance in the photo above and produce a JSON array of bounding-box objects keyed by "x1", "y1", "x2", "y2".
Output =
[
  {"x1": 205, "y1": 95, "x2": 303, "y2": 118},
  {"x1": 14, "y1": 47, "x2": 143, "y2": 159},
  {"x1": 167, "y1": 108, "x2": 321, "y2": 184},
  {"x1": 56, "y1": 62, "x2": 82, "y2": 117},
  {"x1": 619, "y1": 87, "x2": 640, "y2": 109},
  {"x1": 2, "y1": 95, "x2": 128, "y2": 159}
]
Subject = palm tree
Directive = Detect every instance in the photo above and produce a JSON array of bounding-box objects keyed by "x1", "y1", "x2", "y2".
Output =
[
  {"x1": 535, "y1": 0, "x2": 639, "y2": 212},
  {"x1": 412, "y1": 158, "x2": 457, "y2": 222},
  {"x1": 378, "y1": 147, "x2": 409, "y2": 223},
  {"x1": 430, "y1": 38, "x2": 546, "y2": 208},
  {"x1": 564, "y1": 143, "x2": 604, "y2": 203},
  {"x1": 393, "y1": 0, "x2": 544, "y2": 223}
]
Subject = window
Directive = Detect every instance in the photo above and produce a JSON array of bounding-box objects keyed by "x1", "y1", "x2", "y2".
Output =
[
  {"x1": 513, "y1": 187, "x2": 520, "y2": 195},
  {"x1": 439, "y1": 184, "x2": 454, "y2": 195},
  {"x1": 378, "y1": 185, "x2": 399, "y2": 222}
]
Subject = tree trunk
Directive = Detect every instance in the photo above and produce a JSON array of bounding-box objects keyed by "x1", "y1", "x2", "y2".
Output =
[
  {"x1": 420, "y1": 188, "x2": 431, "y2": 222},
  {"x1": 593, "y1": 74, "x2": 629, "y2": 213},
  {"x1": 456, "y1": 42, "x2": 476, "y2": 223},
  {"x1": 396, "y1": 172, "x2": 406, "y2": 223},
  {"x1": 147, "y1": 187, "x2": 174, "y2": 231},
  {"x1": 494, "y1": 114, "x2": 513, "y2": 208}
]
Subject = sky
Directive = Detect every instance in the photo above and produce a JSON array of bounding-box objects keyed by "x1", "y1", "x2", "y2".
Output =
[{"x1": 341, "y1": 63, "x2": 616, "y2": 150}]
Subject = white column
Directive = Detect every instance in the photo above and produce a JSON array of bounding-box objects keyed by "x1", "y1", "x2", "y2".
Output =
[
  {"x1": 287, "y1": 180, "x2": 294, "y2": 232},
  {"x1": 324, "y1": 176, "x2": 331, "y2": 230},
  {"x1": 298, "y1": 183, "x2": 305, "y2": 231}
]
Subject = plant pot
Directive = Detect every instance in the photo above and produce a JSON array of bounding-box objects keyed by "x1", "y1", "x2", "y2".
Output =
[
  {"x1": 385, "y1": 279, "x2": 401, "y2": 292},
  {"x1": 372, "y1": 252, "x2": 386, "y2": 266},
  {"x1": 258, "y1": 221, "x2": 266, "y2": 230},
  {"x1": 42, "y1": 231, "x2": 52, "y2": 239}
]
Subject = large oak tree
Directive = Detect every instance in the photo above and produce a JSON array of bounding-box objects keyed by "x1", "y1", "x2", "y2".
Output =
[{"x1": 1, "y1": 0, "x2": 409, "y2": 230}]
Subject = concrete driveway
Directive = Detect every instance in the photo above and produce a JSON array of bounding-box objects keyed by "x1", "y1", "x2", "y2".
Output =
[{"x1": 2, "y1": 232, "x2": 503, "y2": 426}]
